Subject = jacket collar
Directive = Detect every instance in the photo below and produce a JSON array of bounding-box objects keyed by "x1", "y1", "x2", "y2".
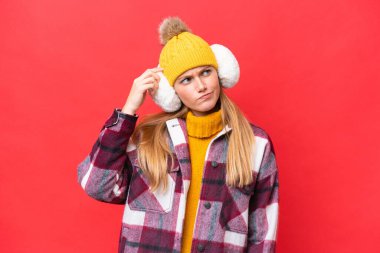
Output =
[{"x1": 165, "y1": 117, "x2": 232, "y2": 177}]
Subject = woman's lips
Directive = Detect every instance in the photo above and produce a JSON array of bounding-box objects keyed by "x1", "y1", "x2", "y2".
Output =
[{"x1": 198, "y1": 92, "x2": 212, "y2": 100}]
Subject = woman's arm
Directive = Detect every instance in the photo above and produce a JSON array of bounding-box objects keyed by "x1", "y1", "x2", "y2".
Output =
[
  {"x1": 77, "y1": 66, "x2": 163, "y2": 204},
  {"x1": 77, "y1": 108, "x2": 138, "y2": 204},
  {"x1": 247, "y1": 135, "x2": 280, "y2": 252}
]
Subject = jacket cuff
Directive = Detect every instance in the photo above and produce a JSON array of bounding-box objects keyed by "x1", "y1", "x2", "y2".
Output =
[{"x1": 103, "y1": 108, "x2": 138, "y2": 134}]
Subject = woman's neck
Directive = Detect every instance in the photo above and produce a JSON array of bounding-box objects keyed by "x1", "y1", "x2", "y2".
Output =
[{"x1": 185, "y1": 108, "x2": 223, "y2": 138}]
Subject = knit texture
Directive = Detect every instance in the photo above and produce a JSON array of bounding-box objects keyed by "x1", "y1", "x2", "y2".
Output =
[
  {"x1": 159, "y1": 31, "x2": 218, "y2": 86},
  {"x1": 181, "y1": 109, "x2": 223, "y2": 253}
]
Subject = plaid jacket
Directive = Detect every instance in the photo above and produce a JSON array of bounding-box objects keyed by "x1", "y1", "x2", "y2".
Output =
[{"x1": 77, "y1": 108, "x2": 279, "y2": 253}]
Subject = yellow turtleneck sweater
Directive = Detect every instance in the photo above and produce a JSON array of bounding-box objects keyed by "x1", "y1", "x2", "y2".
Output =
[{"x1": 181, "y1": 109, "x2": 223, "y2": 253}]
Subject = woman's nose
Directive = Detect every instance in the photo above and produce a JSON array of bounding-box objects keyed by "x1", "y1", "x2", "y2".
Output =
[{"x1": 195, "y1": 77, "x2": 206, "y2": 91}]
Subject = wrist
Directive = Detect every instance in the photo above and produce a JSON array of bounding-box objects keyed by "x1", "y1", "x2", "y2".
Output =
[{"x1": 121, "y1": 105, "x2": 137, "y2": 116}]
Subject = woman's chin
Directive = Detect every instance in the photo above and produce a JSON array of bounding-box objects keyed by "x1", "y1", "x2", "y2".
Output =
[{"x1": 191, "y1": 103, "x2": 219, "y2": 116}]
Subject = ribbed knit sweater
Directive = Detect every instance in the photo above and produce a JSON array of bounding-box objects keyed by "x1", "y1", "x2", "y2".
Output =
[{"x1": 181, "y1": 109, "x2": 223, "y2": 253}]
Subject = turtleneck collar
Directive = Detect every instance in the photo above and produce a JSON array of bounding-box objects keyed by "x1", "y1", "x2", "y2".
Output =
[{"x1": 185, "y1": 109, "x2": 223, "y2": 138}]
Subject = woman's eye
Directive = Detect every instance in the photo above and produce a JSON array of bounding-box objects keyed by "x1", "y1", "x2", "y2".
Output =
[
  {"x1": 180, "y1": 77, "x2": 191, "y2": 84},
  {"x1": 202, "y1": 69, "x2": 211, "y2": 75}
]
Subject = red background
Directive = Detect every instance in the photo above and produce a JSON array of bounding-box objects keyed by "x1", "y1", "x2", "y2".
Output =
[{"x1": 1, "y1": 0, "x2": 379, "y2": 252}]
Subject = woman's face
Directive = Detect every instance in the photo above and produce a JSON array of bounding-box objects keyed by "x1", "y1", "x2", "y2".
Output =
[{"x1": 173, "y1": 65, "x2": 220, "y2": 116}]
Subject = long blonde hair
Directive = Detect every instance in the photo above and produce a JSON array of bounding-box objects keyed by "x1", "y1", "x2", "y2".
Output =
[{"x1": 130, "y1": 87, "x2": 256, "y2": 192}]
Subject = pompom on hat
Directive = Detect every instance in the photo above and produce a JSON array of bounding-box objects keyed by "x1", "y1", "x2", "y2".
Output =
[{"x1": 152, "y1": 16, "x2": 240, "y2": 112}]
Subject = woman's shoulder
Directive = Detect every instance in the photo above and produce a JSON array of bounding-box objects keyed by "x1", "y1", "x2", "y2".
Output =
[
  {"x1": 248, "y1": 122, "x2": 277, "y2": 155},
  {"x1": 248, "y1": 122, "x2": 270, "y2": 139}
]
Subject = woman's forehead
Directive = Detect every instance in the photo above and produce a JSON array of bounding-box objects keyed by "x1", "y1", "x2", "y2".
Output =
[{"x1": 178, "y1": 65, "x2": 212, "y2": 78}]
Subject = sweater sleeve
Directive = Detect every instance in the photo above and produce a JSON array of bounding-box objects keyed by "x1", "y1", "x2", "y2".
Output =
[
  {"x1": 77, "y1": 108, "x2": 138, "y2": 204},
  {"x1": 247, "y1": 135, "x2": 280, "y2": 252}
]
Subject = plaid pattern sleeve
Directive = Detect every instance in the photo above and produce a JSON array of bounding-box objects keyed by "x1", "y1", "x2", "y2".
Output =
[
  {"x1": 77, "y1": 108, "x2": 138, "y2": 204},
  {"x1": 247, "y1": 133, "x2": 280, "y2": 252}
]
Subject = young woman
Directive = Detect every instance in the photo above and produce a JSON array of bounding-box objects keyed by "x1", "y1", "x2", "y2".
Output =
[{"x1": 78, "y1": 17, "x2": 279, "y2": 253}]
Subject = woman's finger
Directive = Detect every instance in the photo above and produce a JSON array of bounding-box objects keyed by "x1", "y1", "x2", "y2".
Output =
[
  {"x1": 151, "y1": 72, "x2": 161, "y2": 82},
  {"x1": 142, "y1": 82, "x2": 155, "y2": 90},
  {"x1": 141, "y1": 76, "x2": 156, "y2": 85},
  {"x1": 141, "y1": 72, "x2": 161, "y2": 83},
  {"x1": 148, "y1": 82, "x2": 158, "y2": 96},
  {"x1": 145, "y1": 67, "x2": 163, "y2": 76},
  {"x1": 136, "y1": 67, "x2": 163, "y2": 85},
  {"x1": 151, "y1": 67, "x2": 164, "y2": 72}
]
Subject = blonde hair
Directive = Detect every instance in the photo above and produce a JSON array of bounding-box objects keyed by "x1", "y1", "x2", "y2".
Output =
[{"x1": 130, "y1": 87, "x2": 255, "y2": 192}]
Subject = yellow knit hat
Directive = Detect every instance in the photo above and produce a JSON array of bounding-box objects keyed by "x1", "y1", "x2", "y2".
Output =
[{"x1": 158, "y1": 17, "x2": 218, "y2": 86}]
